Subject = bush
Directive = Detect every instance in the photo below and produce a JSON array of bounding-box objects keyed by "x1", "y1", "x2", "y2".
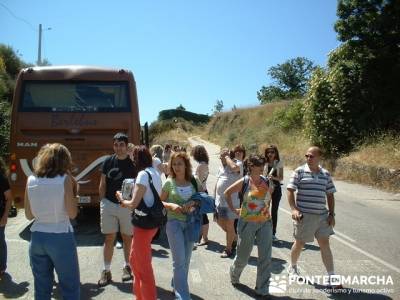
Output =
[
  {"x1": 272, "y1": 99, "x2": 304, "y2": 131},
  {"x1": 0, "y1": 100, "x2": 10, "y2": 157},
  {"x1": 304, "y1": 62, "x2": 358, "y2": 158}
]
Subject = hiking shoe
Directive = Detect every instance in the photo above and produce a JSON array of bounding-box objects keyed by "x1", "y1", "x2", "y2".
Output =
[
  {"x1": 98, "y1": 270, "x2": 112, "y2": 287},
  {"x1": 122, "y1": 265, "x2": 133, "y2": 282},
  {"x1": 287, "y1": 265, "x2": 301, "y2": 277}
]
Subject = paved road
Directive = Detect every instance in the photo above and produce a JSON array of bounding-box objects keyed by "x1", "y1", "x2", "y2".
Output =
[{"x1": 1, "y1": 137, "x2": 399, "y2": 299}]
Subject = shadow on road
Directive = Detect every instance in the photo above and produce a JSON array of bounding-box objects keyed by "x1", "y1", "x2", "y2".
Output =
[
  {"x1": 197, "y1": 240, "x2": 224, "y2": 253},
  {"x1": 156, "y1": 285, "x2": 205, "y2": 300},
  {"x1": 0, "y1": 272, "x2": 30, "y2": 299},
  {"x1": 79, "y1": 280, "x2": 131, "y2": 299},
  {"x1": 248, "y1": 256, "x2": 287, "y2": 274},
  {"x1": 273, "y1": 239, "x2": 320, "y2": 252}
]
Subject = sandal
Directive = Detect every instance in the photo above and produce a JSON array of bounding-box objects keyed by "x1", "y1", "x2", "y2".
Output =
[
  {"x1": 220, "y1": 248, "x2": 233, "y2": 258},
  {"x1": 198, "y1": 239, "x2": 209, "y2": 246}
]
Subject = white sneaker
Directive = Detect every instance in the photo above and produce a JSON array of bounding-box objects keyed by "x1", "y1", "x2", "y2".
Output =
[
  {"x1": 272, "y1": 234, "x2": 278, "y2": 242},
  {"x1": 287, "y1": 265, "x2": 301, "y2": 277},
  {"x1": 116, "y1": 241, "x2": 123, "y2": 249}
]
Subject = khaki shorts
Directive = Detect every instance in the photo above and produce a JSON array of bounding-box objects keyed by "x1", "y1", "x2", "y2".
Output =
[
  {"x1": 293, "y1": 212, "x2": 334, "y2": 243},
  {"x1": 100, "y1": 198, "x2": 132, "y2": 236}
]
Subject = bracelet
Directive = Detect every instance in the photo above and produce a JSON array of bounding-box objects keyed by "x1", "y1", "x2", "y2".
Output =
[{"x1": 328, "y1": 212, "x2": 335, "y2": 217}]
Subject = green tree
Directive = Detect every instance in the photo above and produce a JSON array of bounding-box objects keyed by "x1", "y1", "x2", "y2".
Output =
[
  {"x1": 305, "y1": 0, "x2": 400, "y2": 157},
  {"x1": 176, "y1": 104, "x2": 186, "y2": 111},
  {"x1": 213, "y1": 99, "x2": 224, "y2": 114},
  {"x1": 258, "y1": 57, "x2": 316, "y2": 103},
  {"x1": 0, "y1": 44, "x2": 29, "y2": 157}
]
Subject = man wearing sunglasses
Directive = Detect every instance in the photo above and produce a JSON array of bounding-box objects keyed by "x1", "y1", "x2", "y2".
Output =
[
  {"x1": 98, "y1": 133, "x2": 138, "y2": 287},
  {"x1": 286, "y1": 146, "x2": 341, "y2": 289}
]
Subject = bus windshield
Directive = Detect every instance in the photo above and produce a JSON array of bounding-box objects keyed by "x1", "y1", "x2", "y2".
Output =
[{"x1": 19, "y1": 81, "x2": 130, "y2": 112}]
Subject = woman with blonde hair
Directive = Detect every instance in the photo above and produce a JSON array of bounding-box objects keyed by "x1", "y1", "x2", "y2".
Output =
[
  {"x1": 214, "y1": 147, "x2": 243, "y2": 258},
  {"x1": 160, "y1": 151, "x2": 201, "y2": 300},
  {"x1": 25, "y1": 143, "x2": 80, "y2": 300},
  {"x1": 150, "y1": 144, "x2": 168, "y2": 175}
]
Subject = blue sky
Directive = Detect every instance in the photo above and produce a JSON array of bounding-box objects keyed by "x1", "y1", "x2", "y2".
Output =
[{"x1": 1, "y1": 0, "x2": 340, "y2": 124}]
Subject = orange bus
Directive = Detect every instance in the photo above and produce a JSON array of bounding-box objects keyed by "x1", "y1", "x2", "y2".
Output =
[{"x1": 8, "y1": 65, "x2": 141, "y2": 208}]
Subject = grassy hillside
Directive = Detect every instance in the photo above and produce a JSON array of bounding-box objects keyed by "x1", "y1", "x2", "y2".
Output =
[
  {"x1": 150, "y1": 102, "x2": 399, "y2": 192},
  {"x1": 203, "y1": 103, "x2": 399, "y2": 191},
  {"x1": 203, "y1": 102, "x2": 307, "y2": 160}
]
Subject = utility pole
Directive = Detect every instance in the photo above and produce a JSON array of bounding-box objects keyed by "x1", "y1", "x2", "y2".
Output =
[
  {"x1": 37, "y1": 24, "x2": 42, "y2": 65},
  {"x1": 37, "y1": 24, "x2": 51, "y2": 66}
]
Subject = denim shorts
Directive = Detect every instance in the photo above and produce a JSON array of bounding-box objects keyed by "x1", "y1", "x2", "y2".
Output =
[{"x1": 216, "y1": 206, "x2": 238, "y2": 220}]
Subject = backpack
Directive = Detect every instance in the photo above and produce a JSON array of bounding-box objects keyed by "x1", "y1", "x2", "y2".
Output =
[
  {"x1": 238, "y1": 175, "x2": 269, "y2": 206},
  {"x1": 131, "y1": 170, "x2": 167, "y2": 229}
]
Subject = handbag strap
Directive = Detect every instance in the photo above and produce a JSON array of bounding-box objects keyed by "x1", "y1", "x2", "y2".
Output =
[{"x1": 144, "y1": 170, "x2": 161, "y2": 208}]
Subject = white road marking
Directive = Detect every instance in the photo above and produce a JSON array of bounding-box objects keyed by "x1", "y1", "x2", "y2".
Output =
[{"x1": 279, "y1": 207, "x2": 400, "y2": 274}]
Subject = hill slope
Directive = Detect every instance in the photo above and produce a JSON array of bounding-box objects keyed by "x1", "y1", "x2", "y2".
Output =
[{"x1": 151, "y1": 102, "x2": 400, "y2": 192}]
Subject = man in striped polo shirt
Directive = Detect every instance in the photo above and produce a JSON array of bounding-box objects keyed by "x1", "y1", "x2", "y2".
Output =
[{"x1": 287, "y1": 146, "x2": 341, "y2": 288}]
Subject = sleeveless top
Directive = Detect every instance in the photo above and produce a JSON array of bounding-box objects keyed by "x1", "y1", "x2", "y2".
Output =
[
  {"x1": 27, "y1": 174, "x2": 73, "y2": 233},
  {"x1": 240, "y1": 178, "x2": 271, "y2": 222}
]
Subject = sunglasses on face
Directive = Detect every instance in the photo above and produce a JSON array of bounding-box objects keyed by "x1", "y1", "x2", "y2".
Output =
[
  {"x1": 305, "y1": 154, "x2": 315, "y2": 159},
  {"x1": 266, "y1": 151, "x2": 275, "y2": 154}
]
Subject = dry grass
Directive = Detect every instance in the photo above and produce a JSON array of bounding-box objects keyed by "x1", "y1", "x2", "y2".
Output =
[
  {"x1": 339, "y1": 135, "x2": 400, "y2": 169},
  {"x1": 151, "y1": 128, "x2": 190, "y2": 150},
  {"x1": 334, "y1": 135, "x2": 400, "y2": 192}
]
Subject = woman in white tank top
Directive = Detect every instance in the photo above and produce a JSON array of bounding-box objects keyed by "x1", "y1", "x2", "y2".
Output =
[{"x1": 24, "y1": 143, "x2": 80, "y2": 300}]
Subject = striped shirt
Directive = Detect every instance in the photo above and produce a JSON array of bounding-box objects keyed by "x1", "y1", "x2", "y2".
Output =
[{"x1": 287, "y1": 164, "x2": 336, "y2": 215}]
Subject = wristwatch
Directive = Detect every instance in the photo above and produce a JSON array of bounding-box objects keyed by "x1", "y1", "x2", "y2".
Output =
[{"x1": 328, "y1": 212, "x2": 335, "y2": 217}]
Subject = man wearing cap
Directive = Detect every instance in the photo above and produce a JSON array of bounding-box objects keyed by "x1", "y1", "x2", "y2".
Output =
[{"x1": 98, "y1": 133, "x2": 138, "y2": 286}]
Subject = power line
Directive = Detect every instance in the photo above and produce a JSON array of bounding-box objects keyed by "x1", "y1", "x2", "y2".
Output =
[{"x1": 0, "y1": 2, "x2": 36, "y2": 31}]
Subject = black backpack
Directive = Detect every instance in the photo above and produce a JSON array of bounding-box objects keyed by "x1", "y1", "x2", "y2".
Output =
[{"x1": 131, "y1": 171, "x2": 167, "y2": 229}]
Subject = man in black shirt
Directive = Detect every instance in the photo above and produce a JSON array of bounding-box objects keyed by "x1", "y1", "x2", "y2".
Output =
[{"x1": 98, "y1": 133, "x2": 138, "y2": 286}]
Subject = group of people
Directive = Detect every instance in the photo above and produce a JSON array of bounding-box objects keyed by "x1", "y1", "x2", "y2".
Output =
[{"x1": 0, "y1": 131, "x2": 341, "y2": 299}]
